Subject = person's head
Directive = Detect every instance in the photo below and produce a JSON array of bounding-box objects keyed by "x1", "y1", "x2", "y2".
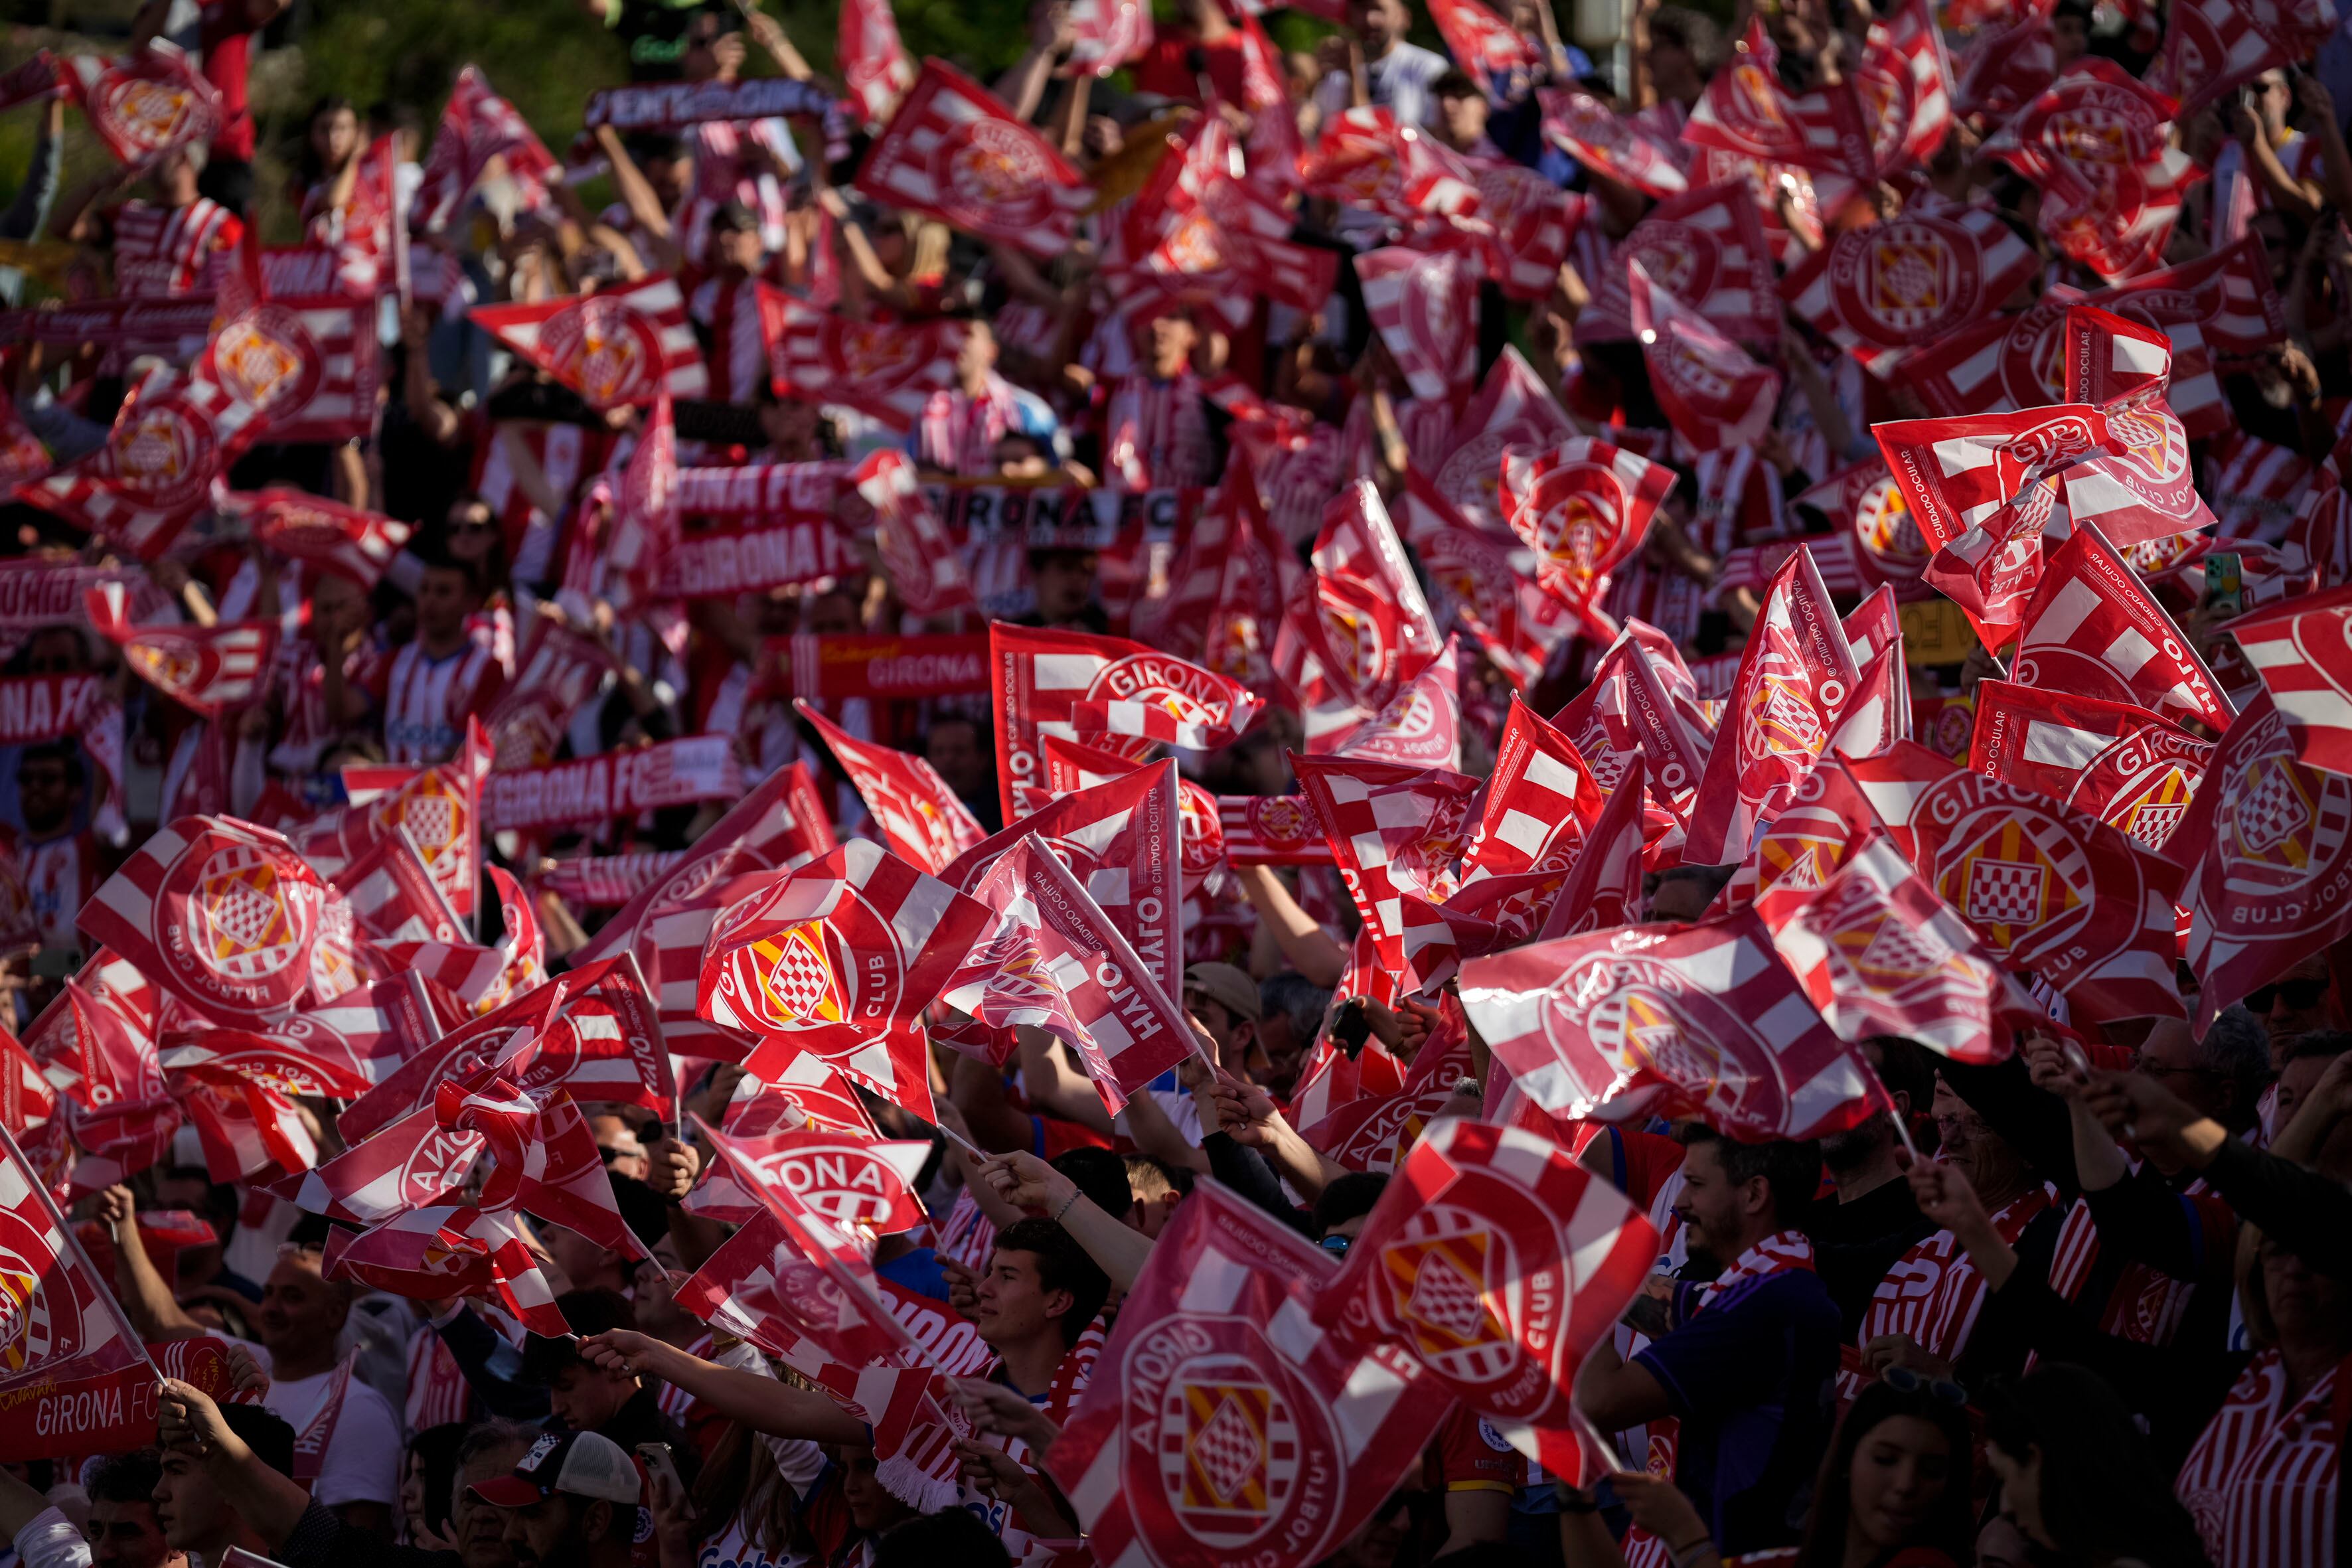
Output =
[
  {"x1": 1141, "y1": 306, "x2": 1199, "y2": 378},
  {"x1": 153, "y1": 141, "x2": 205, "y2": 207},
  {"x1": 871, "y1": 1507, "x2": 1013, "y2": 1568},
  {"x1": 2051, "y1": 0, "x2": 2092, "y2": 62},
  {"x1": 2274, "y1": 1032, "x2": 2352, "y2": 1168},
  {"x1": 955, "y1": 319, "x2": 997, "y2": 392},
  {"x1": 1184, "y1": 962, "x2": 1262, "y2": 1071},
  {"x1": 625, "y1": 132, "x2": 687, "y2": 206},
  {"x1": 413, "y1": 558, "x2": 481, "y2": 647},
  {"x1": 976, "y1": 1218, "x2": 1112, "y2": 1350},
  {"x1": 1026, "y1": 547, "x2": 1100, "y2": 625},
  {"x1": 1346, "y1": 0, "x2": 1411, "y2": 55},
  {"x1": 757, "y1": 388, "x2": 825, "y2": 458},
  {"x1": 256, "y1": 1245, "x2": 351, "y2": 1364},
  {"x1": 1648, "y1": 864, "x2": 1731, "y2": 923},
  {"x1": 2138, "y1": 1012, "x2": 2270, "y2": 1135},
  {"x1": 710, "y1": 202, "x2": 765, "y2": 277},
  {"x1": 451, "y1": 1421, "x2": 537, "y2": 1568},
  {"x1": 1051, "y1": 1146, "x2": 1137, "y2": 1223},
  {"x1": 1822, "y1": 1037, "x2": 1932, "y2": 1176},
  {"x1": 1929, "y1": 1075, "x2": 2033, "y2": 1206},
  {"x1": 1645, "y1": 7, "x2": 1723, "y2": 103},
  {"x1": 836, "y1": 1446, "x2": 916, "y2": 1533},
  {"x1": 1796, "y1": 1381, "x2": 1974, "y2": 1568},
  {"x1": 154, "y1": 1405, "x2": 295, "y2": 1554},
  {"x1": 922, "y1": 714, "x2": 990, "y2": 799},
  {"x1": 1257, "y1": 973, "x2": 1331, "y2": 1097},
  {"x1": 1672, "y1": 1128, "x2": 1820, "y2": 1273},
  {"x1": 524, "y1": 1291, "x2": 642, "y2": 1431},
  {"x1": 475, "y1": 1430, "x2": 644, "y2": 1568},
  {"x1": 307, "y1": 566, "x2": 370, "y2": 646},
  {"x1": 1432, "y1": 70, "x2": 1490, "y2": 150},
  {"x1": 2246, "y1": 1229, "x2": 2352, "y2": 1355},
  {"x1": 404, "y1": 1423, "x2": 472, "y2": 1551},
  {"x1": 2252, "y1": 953, "x2": 2336, "y2": 1045},
  {"x1": 21, "y1": 625, "x2": 89, "y2": 675},
  {"x1": 1313, "y1": 1171, "x2": 1391, "y2": 1252},
  {"x1": 2249, "y1": 67, "x2": 2293, "y2": 138},
  {"x1": 1984, "y1": 1364, "x2": 2210, "y2": 1568},
  {"x1": 87, "y1": 1450, "x2": 173, "y2": 1568},
  {"x1": 1123, "y1": 1154, "x2": 1190, "y2": 1238},
  {"x1": 445, "y1": 494, "x2": 503, "y2": 568},
  {"x1": 16, "y1": 740, "x2": 82, "y2": 835},
  {"x1": 589, "y1": 1113, "x2": 648, "y2": 1181},
  {"x1": 305, "y1": 96, "x2": 360, "y2": 179}
]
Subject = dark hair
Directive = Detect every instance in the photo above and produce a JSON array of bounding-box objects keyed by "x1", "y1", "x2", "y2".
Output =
[
  {"x1": 298, "y1": 94, "x2": 357, "y2": 186},
  {"x1": 1678, "y1": 1127, "x2": 1822, "y2": 1228},
  {"x1": 709, "y1": 200, "x2": 761, "y2": 236},
  {"x1": 1792, "y1": 1381, "x2": 1974, "y2": 1568},
  {"x1": 1314, "y1": 1172, "x2": 1391, "y2": 1236},
  {"x1": 286, "y1": 1211, "x2": 334, "y2": 1251},
  {"x1": 1983, "y1": 1364, "x2": 2212, "y2": 1568},
  {"x1": 1429, "y1": 1546, "x2": 1543, "y2": 1568},
  {"x1": 522, "y1": 1289, "x2": 637, "y2": 1381},
  {"x1": 223, "y1": 1405, "x2": 299, "y2": 1480},
  {"x1": 1050, "y1": 1146, "x2": 1135, "y2": 1219},
  {"x1": 17, "y1": 738, "x2": 82, "y2": 790},
  {"x1": 406, "y1": 1423, "x2": 472, "y2": 1541},
  {"x1": 1863, "y1": 1036, "x2": 1936, "y2": 1119},
  {"x1": 2198, "y1": 1006, "x2": 2275, "y2": 1132},
  {"x1": 1431, "y1": 68, "x2": 1482, "y2": 100},
  {"x1": 1648, "y1": 6, "x2": 1725, "y2": 71},
  {"x1": 1261, "y1": 972, "x2": 1334, "y2": 1042},
  {"x1": 2287, "y1": 1029, "x2": 2352, "y2": 1064},
  {"x1": 626, "y1": 131, "x2": 684, "y2": 164},
  {"x1": 873, "y1": 1508, "x2": 1013, "y2": 1568},
  {"x1": 992, "y1": 1218, "x2": 1111, "y2": 1349},
  {"x1": 88, "y1": 1449, "x2": 165, "y2": 1507},
  {"x1": 2052, "y1": 0, "x2": 2094, "y2": 20}
]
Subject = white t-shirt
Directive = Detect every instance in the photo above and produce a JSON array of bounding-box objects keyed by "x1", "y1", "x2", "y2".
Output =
[
  {"x1": 1314, "y1": 41, "x2": 1451, "y2": 129},
  {"x1": 237, "y1": 1342, "x2": 404, "y2": 1510},
  {"x1": 698, "y1": 1518, "x2": 816, "y2": 1568},
  {"x1": 11, "y1": 1508, "x2": 87, "y2": 1568}
]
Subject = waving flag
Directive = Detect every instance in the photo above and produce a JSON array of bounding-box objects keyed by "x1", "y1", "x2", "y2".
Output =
[
  {"x1": 19, "y1": 370, "x2": 254, "y2": 560},
  {"x1": 838, "y1": 0, "x2": 915, "y2": 126},
  {"x1": 301, "y1": 725, "x2": 490, "y2": 919},
  {"x1": 1628, "y1": 258, "x2": 1781, "y2": 455},
  {"x1": 763, "y1": 291, "x2": 966, "y2": 432},
  {"x1": 1552, "y1": 633, "x2": 1708, "y2": 834},
  {"x1": 702, "y1": 841, "x2": 992, "y2": 1108},
  {"x1": 1045, "y1": 1182, "x2": 1449, "y2": 1568},
  {"x1": 1498, "y1": 439, "x2": 1675, "y2": 623},
  {"x1": 1758, "y1": 832, "x2": 2037, "y2": 1061},
  {"x1": 1398, "y1": 468, "x2": 1568, "y2": 692},
  {"x1": 1300, "y1": 107, "x2": 1480, "y2": 220},
  {"x1": 1429, "y1": 347, "x2": 1575, "y2": 528},
  {"x1": 1314, "y1": 1118, "x2": 1655, "y2": 1480},
  {"x1": 240, "y1": 491, "x2": 411, "y2": 589},
  {"x1": 2169, "y1": 692, "x2": 2352, "y2": 1031},
  {"x1": 2009, "y1": 522, "x2": 2234, "y2": 731},
  {"x1": 939, "y1": 834, "x2": 1200, "y2": 1113},
  {"x1": 471, "y1": 275, "x2": 707, "y2": 409},
  {"x1": 326, "y1": 1204, "x2": 569, "y2": 1338},
  {"x1": 411, "y1": 66, "x2": 560, "y2": 232},
  {"x1": 1982, "y1": 61, "x2": 2199, "y2": 280},
  {"x1": 85, "y1": 586, "x2": 274, "y2": 719},
  {"x1": 854, "y1": 60, "x2": 1089, "y2": 257},
  {"x1": 1685, "y1": 548, "x2": 1859, "y2": 865},
  {"x1": 2227, "y1": 586, "x2": 2352, "y2": 777},
  {"x1": 1845, "y1": 742, "x2": 2187, "y2": 1020},
  {"x1": 1970, "y1": 681, "x2": 2213, "y2": 856},
  {"x1": 1539, "y1": 751, "x2": 1650, "y2": 939},
  {"x1": 796, "y1": 702, "x2": 983, "y2": 876},
  {"x1": 1357, "y1": 247, "x2": 1478, "y2": 402},
  {"x1": 1300, "y1": 1008, "x2": 1478, "y2": 1168},
  {"x1": 0, "y1": 1125, "x2": 159, "y2": 1419},
  {"x1": 1287, "y1": 482, "x2": 1447, "y2": 732},
  {"x1": 1293, "y1": 753, "x2": 1481, "y2": 967},
  {"x1": 1468, "y1": 159, "x2": 1591, "y2": 301},
  {"x1": 1462, "y1": 699, "x2": 1606, "y2": 894},
  {"x1": 2155, "y1": 0, "x2": 2331, "y2": 114},
  {"x1": 855, "y1": 450, "x2": 975, "y2": 616},
  {"x1": 1328, "y1": 638, "x2": 1462, "y2": 771},
  {"x1": 1576, "y1": 180, "x2": 1778, "y2": 348},
  {"x1": 1539, "y1": 89, "x2": 1689, "y2": 196},
  {"x1": 1459, "y1": 909, "x2": 1877, "y2": 1140},
  {"x1": 1040, "y1": 741, "x2": 1223, "y2": 903},
  {"x1": 52, "y1": 48, "x2": 224, "y2": 167},
  {"x1": 1782, "y1": 207, "x2": 2037, "y2": 372}
]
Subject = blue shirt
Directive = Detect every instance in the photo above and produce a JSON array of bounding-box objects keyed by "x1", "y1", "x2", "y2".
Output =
[
  {"x1": 874, "y1": 1245, "x2": 953, "y2": 1303},
  {"x1": 1632, "y1": 1267, "x2": 1842, "y2": 1556}
]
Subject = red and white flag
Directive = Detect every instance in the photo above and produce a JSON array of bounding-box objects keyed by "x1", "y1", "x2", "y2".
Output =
[
  {"x1": 722, "y1": 1049, "x2": 882, "y2": 1140},
  {"x1": 411, "y1": 66, "x2": 562, "y2": 234},
  {"x1": 1067, "y1": 0, "x2": 1154, "y2": 75},
  {"x1": 1428, "y1": 347, "x2": 1575, "y2": 528},
  {"x1": 1845, "y1": 742, "x2": 2187, "y2": 1020},
  {"x1": 2168, "y1": 692, "x2": 2352, "y2": 1032},
  {"x1": 2154, "y1": 0, "x2": 2330, "y2": 114},
  {"x1": 1969, "y1": 680, "x2": 2213, "y2": 856},
  {"x1": 326, "y1": 1204, "x2": 570, "y2": 1338},
  {"x1": 598, "y1": 391, "x2": 679, "y2": 617},
  {"x1": 1537, "y1": 751, "x2": 1650, "y2": 939},
  {"x1": 2229, "y1": 585, "x2": 2352, "y2": 777},
  {"x1": 1466, "y1": 159, "x2": 1591, "y2": 302},
  {"x1": 1575, "y1": 180, "x2": 1779, "y2": 349},
  {"x1": 701, "y1": 840, "x2": 992, "y2": 1108},
  {"x1": 1685, "y1": 19, "x2": 1874, "y2": 181},
  {"x1": 1356, "y1": 246, "x2": 1478, "y2": 402},
  {"x1": 856, "y1": 450, "x2": 975, "y2": 616},
  {"x1": 85, "y1": 586, "x2": 274, "y2": 719},
  {"x1": 1781, "y1": 207, "x2": 2037, "y2": 372},
  {"x1": 1397, "y1": 467, "x2": 1569, "y2": 692},
  {"x1": 939, "y1": 834, "x2": 1202, "y2": 1113},
  {"x1": 1044, "y1": 1182, "x2": 1450, "y2": 1568},
  {"x1": 1314, "y1": 1117, "x2": 1656, "y2": 1481},
  {"x1": 685, "y1": 1123, "x2": 930, "y2": 1233},
  {"x1": 1685, "y1": 547, "x2": 1860, "y2": 866},
  {"x1": 1982, "y1": 61, "x2": 2199, "y2": 281},
  {"x1": 0, "y1": 1125, "x2": 160, "y2": 1415},
  {"x1": 2009, "y1": 521, "x2": 2234, "y2": 731},
  {"x1": 1757, "y1": 832, "x2": 2037, "y2": 1062},
  {"x1": 796, "y1": 701, "x2": 984, "y2": 876},
  {"x1": 1293, "y1": 751, "x2": 1481, "y2": 973},
  {"x1": 2098, "y1": 236, "x2": 2286, "y2": 357},
  {"x1": 1298, "y1": 1005, "x2": 1478, "y2": 1168},
  {"x1": 1328, "y1": 638, "x2": 1463, "y2": 771},
  {"x1": 1628, "y1": 257, "x2": 1781, "y2": 455},
  {"x1": 80, "y1": 816, "x2": 326, "y2": 1025},
  {"x1": 1539, "y1": 89, "x2": 1689, "y2": 198},
  {"x1": 300, "y1": 724, "x2": 489, "y2": 919},
  {"x1": 1300, "y1": 107, "x2": 1481, "y2": 222},
  {"x1": 763, "y1": 291, "x2": 966, "y2": 432},
  {"x1": 1500, "y1": 438, "x2": 1675, "y2": 625},
  {"x1": 1426, "y1": 0, "x2": 1543, "y2": 74},
  {"x1": 1458, "y1": 909, "x2": 1878, "y2": 1140},
  {"x1": 1462, "y1": 698, "x2": 1606, "y2": 897},
  {"x1": 1286, "y1": 483, "x2": 1448, "y2": 740},
  {"x1": 854, "y1": 60, "x2": 1090, "y2": 258},
  {"x1": 1039, "y1": 738, "x2": 1229, "y2": 898},
  {"x1": 239, "y1": 490, "x2": 411, "y2": 589},
  {"x1": 20, "y1": 371, "x2": 244, "y2": 560},
  {"x1": 1551, "y1": 633, "x2": 1708, "y2": 837},
  {"x1": 471, "y1": 275, "x2": 707, "y2": 409},
  {"x1": 54, "y1": 48, "x2": 224, "y2": 166},
  {"x1": 279, "y1": 1099, "x2": 483, "y2": 1225},
  {"x1": 839, "y1": 0, "x2": 917, "y2": 127},
  {"x1": 482, "y1": 616, "x2": 621, "y2": 770}
]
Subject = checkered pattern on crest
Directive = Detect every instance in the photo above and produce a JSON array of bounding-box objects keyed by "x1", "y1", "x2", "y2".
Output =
[
  {"x1": 2229, "y1": 586, "x2": 2352, "y2": 777},
  {"x1": 1784, "y1": 207, "x2": 2037, "y2": 372},
  {"x1": 470, "y1": 275, "x2": 707, "y2": 410}
]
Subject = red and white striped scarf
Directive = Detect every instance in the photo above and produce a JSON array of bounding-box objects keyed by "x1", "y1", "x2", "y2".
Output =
[
  {"x1": 114, "y1": 198, "x2": 239, "y2": 299},
  {"x1": 1103, "y1": 373, "x2": 1214, "y2": 490},
  {"x1": 2177, "y1": 1349, "x2": 2342, "y2": 1568},
  {"x1": 2037, "y1": 1177, "x2": 2221, "y2": 1365},
  {"x1": 1695, "y1": 1229, "x2": 1817, "y2": 1313},
  {"x1": 691, "y1": 274, "x2": 771, "y2": 408},
  {"x1": 913, "y1": 378, "x2": 1019, "y2": 477},
  {"x1": 1857, "y1": 1186, "x2": 2050, "y2": 1364}
]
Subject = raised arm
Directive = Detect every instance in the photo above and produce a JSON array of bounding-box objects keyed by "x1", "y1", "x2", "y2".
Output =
[
  {"x1": 580, "y1": 1330, "x2": 868, "y2": 1443},
  {"x1": 979, "y1": 1151, "x2": 1155, "y2": 1292},
  {"x1": 98, "y1": 1185, "x2": 206, "y2": 1340},
  {"x1": 1233, "y1": 864, "x2": 1348, "y2": 987}
]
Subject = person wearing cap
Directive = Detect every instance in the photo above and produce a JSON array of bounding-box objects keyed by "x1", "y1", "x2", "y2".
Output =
[
  {"x1": 470, "y1": 1431, "x2": 644, "y2": 1568},
  {"x1": 1182, "y1": 961, "x2": 1263, "y2": 1077}
]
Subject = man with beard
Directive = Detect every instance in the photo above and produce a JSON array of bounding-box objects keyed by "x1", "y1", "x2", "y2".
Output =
[
  {"x1": 471, "y1": 1432, "x2": 644, "y2": 1568},
  {"x1": 1573, "y1": 1128, "x2": 1841, "y2": 1561}
]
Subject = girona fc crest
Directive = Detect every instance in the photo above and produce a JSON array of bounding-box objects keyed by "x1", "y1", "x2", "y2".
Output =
[
  {"x1": 1625, "y1": 224, "x2": 1715, "y2": 303},
  {"x1": 1857, "y1": 221, "x2": 1967, "y2": 335},
  {"x1": 1743, "y1": 670, "x2": 1828, "y2": 761},
  {"x1": 1853, "y1": 477, "x2": 1928, "y2": 576},
  {"x1": 541, "y1": 299, "x2": 662, "y2": 408},
  {"x1": 2226, "y1": 753, "x2": 2317, "y2": 860},
  {"x1": 1934, "y1": 813, "x2": 2088, "y2": 957},
  {"x1": 110, "y1": 403, "x2": 215, "y2": 509},
  {"x1": 210, "y1": 307, "x2": 321, "y2": 416},
  {"x1": 193, "y1": 846, "x2": 310, "y2": 982},
  {"x1": 1727, "y1": 62, "x2": 1789, "y2": 130},
  {"x1": 97, "y1": 78, "x2": 206, "y2": 157},
  {"x1": 125, "y1": 636, "x2": 208, "y2": 695},
  {"x1": 1160, "y1": 1362, "x2": 1297, "y2": 1539},
  {"x1": 154, "y1": 824, "x2": 323, "y2": 1018},
  {"x1": 0, "y1": 1239, "x2": 58, "y2": 1374},
  {"x1": 839, "y1": 321, "x2": 923, "y2": 384},
  {"x1": 1545, "y1": 957, "x2": 1789, "y2": 1133},
  {"x1": 941, "y1": 119, "x2": 1054, "y2": 229},
  {"x1": 760, "y1": 923, "x2": 848, "y2": 1024},
  {"x1": 1379, "y1": 1215, "x2": 1510, "y2": 1375}
]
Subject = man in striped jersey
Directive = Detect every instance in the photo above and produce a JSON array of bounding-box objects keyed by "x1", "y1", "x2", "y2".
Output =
[
  {"x1": 1, "y1": 740, "x2": 98, "y2": 957},
  {"x1": 384, "y1": 559, "x2": 505, "y2": 766},
  {"x1": 50, "y1": 143, "x2": 244, "y2": 299}
]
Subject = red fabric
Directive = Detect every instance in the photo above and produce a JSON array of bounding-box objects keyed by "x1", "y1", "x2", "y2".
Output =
[
  {"x1": 1128, "y1": 31, "x2": 1249, "y2": 105},
  {"x1": 200, "y1": 2, "x2": 264, "y2": 161}
]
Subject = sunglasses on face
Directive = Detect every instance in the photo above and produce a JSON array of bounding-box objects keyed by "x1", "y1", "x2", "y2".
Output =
[
  {"x1": 1881, "y1": 1364, "x2": 1968, "y2": 1406},
  {"x1": 2245, "y1": 977, "x2": 2328, "y2": 1013}
]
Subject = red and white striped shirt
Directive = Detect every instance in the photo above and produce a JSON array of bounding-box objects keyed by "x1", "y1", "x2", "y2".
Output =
[
  {"x1": 1101, "y1": 374, "x2": 1215, "y2": 490},
  {"x1": 676, "y1": 119, "x2": 794, "y2": 269},
  {"x1": 912, "y1": 375, "x2": 1022, "y2": 476},
  {"x1": 112, "y1": 198, "x2": 242, "y2": 299},
  {"x1": 267, "y1": 633, "x2": 386, "y2": 777},
  {"x1": 473, "y1": 422, "x2": 609, "y2": 586},
  {"x1": 1851, "y1": 1187, "x2": 2051, "y2": 1378},
  {"x1": 690, "y1": 273, "x2": 771, "y2": 408},
  {"x1": 0, "y1": 828, "x2": 98, "y2": 953},
  {"x1": 384, "y1": 640, "x2": 502, "y2": 765},
  {"x1": 2177, "y1": 1350, "x2": 2341, "y2": 1568}
]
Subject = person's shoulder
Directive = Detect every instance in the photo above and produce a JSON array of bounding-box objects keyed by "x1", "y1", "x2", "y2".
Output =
[{"x1": 1398, "y1": 41, "x2": 1452, "y2": 74}]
